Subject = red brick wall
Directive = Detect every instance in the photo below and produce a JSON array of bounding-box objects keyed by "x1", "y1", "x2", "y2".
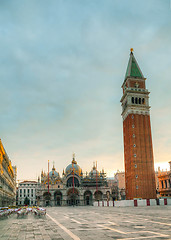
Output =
[
  {"x1": 123, "y1": 114, "x2": 156, "y2": 199},
  {"x1": 128, "y1": 80, "x2": 145, "y2": 89},
  {"x1": 122, "y1": 79, "x2": 146, "y2": 94}
]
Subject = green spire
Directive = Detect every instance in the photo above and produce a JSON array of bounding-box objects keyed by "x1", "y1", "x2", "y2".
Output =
[{"x1": 125, "y1": 49, "x2": 144, "y2": 80}]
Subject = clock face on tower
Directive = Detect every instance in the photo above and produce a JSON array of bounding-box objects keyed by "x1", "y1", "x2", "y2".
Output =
[{"x1": 135, "y1": 82, "x2": 139, "y2": 88}]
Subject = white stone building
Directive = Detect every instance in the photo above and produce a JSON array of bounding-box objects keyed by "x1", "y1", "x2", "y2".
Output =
[{"x1": 18, "y1": 181, "x2": 39, "y2": 205}]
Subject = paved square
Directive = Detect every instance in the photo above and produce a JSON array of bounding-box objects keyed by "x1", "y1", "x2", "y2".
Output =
[{"x1": 0, "y1": 206, "x2": 171, "y2": 239}]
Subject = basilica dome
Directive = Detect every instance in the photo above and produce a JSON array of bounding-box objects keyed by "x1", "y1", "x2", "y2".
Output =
[
  {"x1": 65, "y1": 154, "x2": 82, "y2": 176},
  {"x1": 49, "y1": 166, "x2": 60, "y2": 178},
  {"x1": 89, "y1": 166, "x2": 99, "y2": 177}
]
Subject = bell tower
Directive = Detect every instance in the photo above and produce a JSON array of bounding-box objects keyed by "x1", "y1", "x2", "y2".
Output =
[{"x1": 120, "y1": 49, "x2": 156, "y2": 200}]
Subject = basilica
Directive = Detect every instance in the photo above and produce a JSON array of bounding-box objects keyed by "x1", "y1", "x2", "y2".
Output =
[{"x1": 36, "y1": 154, "x2": 110, "y2": 206}]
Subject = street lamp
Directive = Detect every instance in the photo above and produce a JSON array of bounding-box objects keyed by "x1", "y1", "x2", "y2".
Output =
[{"x1": 0, "y1": 185, "x2": 3, "y2": 206}]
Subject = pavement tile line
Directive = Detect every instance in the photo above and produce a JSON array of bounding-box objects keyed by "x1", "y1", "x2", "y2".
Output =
[
  {"x1": 70, "y1": 218, "x2": 82, "y2": 224},
  {"x1": 108, "y1": 221, "x2": 119, "y2": 226},
  {"x1": 146, "y1": 220, "x2": 171, "y2": 226},
  {"x1": 47, "y1": 213, "x2": 80, "y2": 240},
  {"x1": 98, "y1": 224, "x2": 127, "y2": 235},
  {"x1": 144, "y1": 230, "x2": 169, "y2": 236},
  {"x1": 76, "y1": 217, "x2": 90, "y2": 223},
  {"x1": 121, "y1": 230, "x2": 170, "y2": 239},
  {"x1": 122, "y1": 213, "x2": 171, "y2": 226},
  {"x1": 117, "y1": 236, "x2": 165, "y2": 240},
  {"x1": 122, "y1": 213, "x2": 171, "y2": 222}
]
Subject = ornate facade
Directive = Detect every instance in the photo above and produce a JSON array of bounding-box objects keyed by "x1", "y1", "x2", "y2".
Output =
[
  {"x1": 120, "y1": 49, "x2": 156, "y2": 199},
  {"x1": 114, "y1": 171, "x2": 126, "y2": 200},
  {"x1": 158, "y1": 162, "x2": 171, "y2": 198},
  {"x1": 0, "y1": 139, "x2": 16, "y2": 206},
  {"x1": 37, "y1": 155, "x2": 110, "y2": 206}
]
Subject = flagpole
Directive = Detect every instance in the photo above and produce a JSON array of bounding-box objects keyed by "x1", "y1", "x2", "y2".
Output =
[
  {"x1": 48, "y1": 160, "x2": 49, "y2": 194},
  {"x1": 96, "y1": 161, "x2": 98, "y2": 192},
  {"x1": 72, "y1": 159, "x2": 74, "y2": 194}
]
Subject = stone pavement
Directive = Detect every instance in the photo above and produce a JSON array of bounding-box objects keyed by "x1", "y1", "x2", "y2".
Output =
[{"x1": 0, "y1": 206, "x2": 171, "y2": 240}]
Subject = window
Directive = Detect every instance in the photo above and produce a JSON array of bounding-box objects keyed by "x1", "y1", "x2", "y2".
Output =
[
  {"x1": 133, "y1": 134, "x2": 135, "y2": 138},
  {"x1": 132, "y1": 97, "x2": 134, "y2": 104},
  {"x1": 131, "y1": 115, "x2": 134, "y2": 119},
  {"x1": 133, "y1": 144, "x2": 136, "y2": 147},
  {"x1": 20, "y1": 189, "x2": 22, "y2": 194},
  {"x1": 142, "y1": 98, "x2": 145, "y2": 104},
  {"x1": 132, "y1": 125, "x2": 135, "y2": 128},
  {"x1": 139, "y1": 98, "x2": 141, "y2": 104},
  {"x1": 136, "y1": 185, "x2": 138, "y2": 189},
  {"x1": 135, "y1": 97, "x2": 138, "y2": 104},
  {"x1": 135, "y1": 164, "x2": 137, "y2": 168},
  {"x1": 136, "y1": 175, "x2": 138, "y2": 178},
  {"x1": 165, "y1": 180, "x2": 167, "y2": 188},
  {"x1": 31, "y1": 189, "x2": 33, "y2": 193},
  {"x1": 161, "y1": 181, "x2": 164, "y2": 188},
  {"x1": 134, "y1": 154, "x2": 136, "y2": 157},
  {"x1": 67, "y1": 177, "x2": 80, "y2": 187}
]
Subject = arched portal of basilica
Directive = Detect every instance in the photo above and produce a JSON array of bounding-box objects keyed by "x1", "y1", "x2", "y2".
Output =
[
  {"x1": 54, "y1": 191, "x2": 62, "y2": 206},
  {"x1": 67, "y1": 188, "x2": 79, "y2": 206},
  {"x1": 94, "y1": 190, "x2": 103, "y2": 201},
  {"x1": 84, "y1": 190, "x2": 92, "y2": 205},
  {"x1": 43, "y1": 192, "x2": 51, "y2": 206}
]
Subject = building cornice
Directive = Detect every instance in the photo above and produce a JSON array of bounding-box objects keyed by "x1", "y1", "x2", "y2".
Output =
[{"x1": 122, "y1": 107, "x2": 150, "y2": 121}]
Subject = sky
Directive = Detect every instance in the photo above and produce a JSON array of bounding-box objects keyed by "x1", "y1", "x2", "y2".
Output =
[{"x1": 0, "y1": 0, "x2": 171, "y2": 180}]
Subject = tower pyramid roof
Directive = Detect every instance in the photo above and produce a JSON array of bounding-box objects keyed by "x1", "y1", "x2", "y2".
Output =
[{"x1": 125, "y1": 49, "x2": 144, "y2": 80}]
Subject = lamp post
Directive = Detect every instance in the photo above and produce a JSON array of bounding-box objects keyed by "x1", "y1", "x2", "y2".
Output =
[{"x1": 0, "y1": 185, "x2": 2, "y2": 206}]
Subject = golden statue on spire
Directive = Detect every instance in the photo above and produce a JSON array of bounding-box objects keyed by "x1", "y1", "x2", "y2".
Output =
[
  {"x1": 130, "y1": 48, "x2": 134, "y2": 53},
  {"x1": 72, "y1": 152, "x2": 77, "y2": 164}
]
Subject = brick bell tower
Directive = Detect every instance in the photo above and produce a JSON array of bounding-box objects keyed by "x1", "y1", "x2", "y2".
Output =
[{"x1": 120, "y1": 49, "x2": 156, "y2": 200}]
